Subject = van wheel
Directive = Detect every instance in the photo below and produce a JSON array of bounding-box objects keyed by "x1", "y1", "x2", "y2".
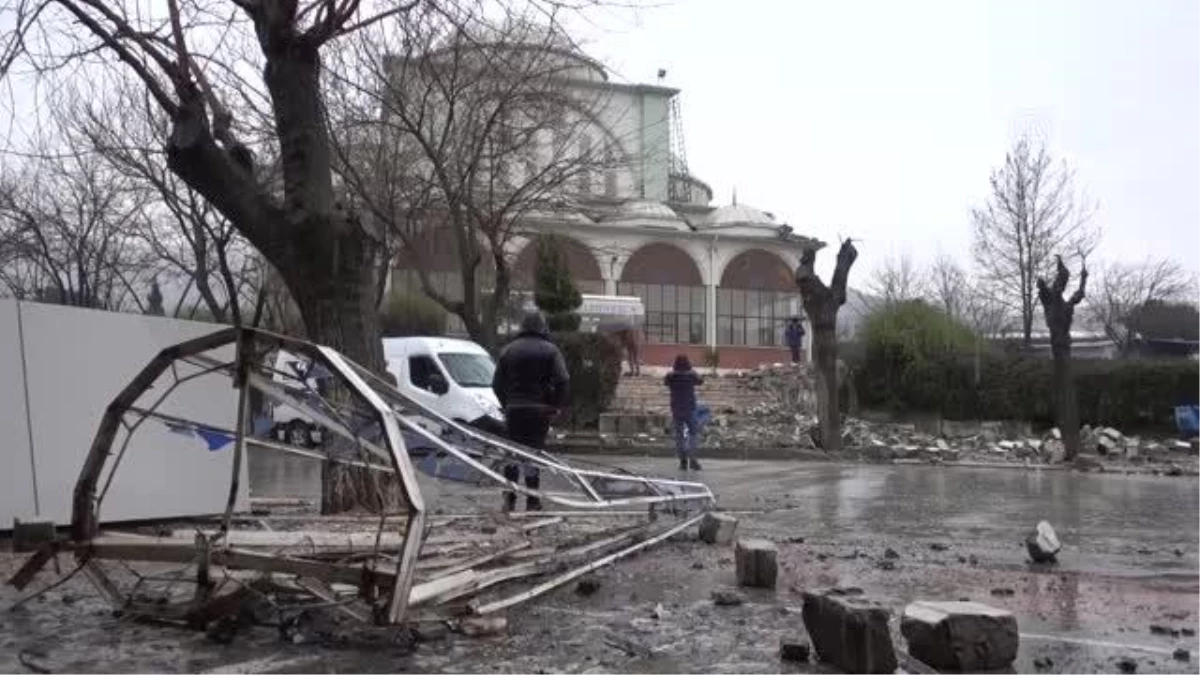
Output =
[{"x1": 286, "y1": 420, "x2": 310, "y2": 448}]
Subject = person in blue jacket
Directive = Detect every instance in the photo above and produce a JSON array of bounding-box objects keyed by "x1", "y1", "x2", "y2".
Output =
[
  {"x1": 664, "y1": 354, "x2": 704, "y2": 471},
  {"x1": 784, "y1": 317, "x2": 806, "y2": 364}
]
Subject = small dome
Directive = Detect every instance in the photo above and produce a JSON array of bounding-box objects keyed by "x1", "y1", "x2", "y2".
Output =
[
  {"x1": 701, "y1": 204, "x2": 777, "y2": 228},
  {"x1": 526, "y1": 207, "x2": 594, "y2": 225},
  {"x1": 614, "y1": 199, "x2": 682, "y2": 221}
]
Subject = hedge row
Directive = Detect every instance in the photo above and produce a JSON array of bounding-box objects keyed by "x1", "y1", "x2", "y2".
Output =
[
  {"x1": 551, "y1": 331, "x2": 622, "y2": 429},
  {"x1": 853, "y1": 352, "x2": 1199, "y2": 432}
]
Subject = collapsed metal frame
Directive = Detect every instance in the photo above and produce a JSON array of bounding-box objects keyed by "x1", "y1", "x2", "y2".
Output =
[{"x1": 11, "y1": 327, "x2": 715, "y2": 628}]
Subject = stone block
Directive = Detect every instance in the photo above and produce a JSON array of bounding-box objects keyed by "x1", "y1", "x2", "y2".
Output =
[
  {"x1": 12, "y1": 519, "x2": 56, "y2": 553},
  {"x1": 1025, "y1": 520, "x2": 1061, "y2": 563},
  {"x1": 801, "y1": 590, "x2": 897, "y2": 674},
  {"x1": 698, "y1": 512, "x2": 739, "y2": 545},
  {"x1": 900, "y1": 600, "x2": 1018, "y2": 671},
  {"x1": 735, "y1": 538, "x2": 778, "y2": 589}
]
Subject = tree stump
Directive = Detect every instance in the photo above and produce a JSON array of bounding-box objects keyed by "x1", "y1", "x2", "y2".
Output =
[{"x1": 735, "y1": 538, "x2": 778, "y2": 588}]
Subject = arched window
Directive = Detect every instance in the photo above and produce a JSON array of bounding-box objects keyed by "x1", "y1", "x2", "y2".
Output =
[
  {"x1": 618, "y1": 243, "x2": 705, "y2": 345},
  {"x1": 510, "y1": 236, "x2": 604, "y2": 295},
  {"x1": 718, "y1": 249, "x2": 800, "y2": 347}
]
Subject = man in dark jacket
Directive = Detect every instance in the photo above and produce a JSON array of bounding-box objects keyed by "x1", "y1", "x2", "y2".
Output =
[
  {"x1": 784, "y1": 317, "x2": 806, "y2": 364},
  {"x1": 664, "y1": 354, "x2": 704, "y2": 471},
  {"x1": 492, "y1": 311, "x2": 570, "y2": 511}
]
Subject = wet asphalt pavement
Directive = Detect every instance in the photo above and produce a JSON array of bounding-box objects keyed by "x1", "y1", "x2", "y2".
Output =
[
  {"x1": 242, "y1": 451, "x2": 1200, "y2": 674},
  {"x1": 3, "y1": 452, "x2": 1197, "y2": 674}
]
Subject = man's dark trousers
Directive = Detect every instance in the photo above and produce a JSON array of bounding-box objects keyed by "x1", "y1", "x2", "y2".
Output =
[{"x1": 503, "y1": 407, "x2": 551, "y2": 511}]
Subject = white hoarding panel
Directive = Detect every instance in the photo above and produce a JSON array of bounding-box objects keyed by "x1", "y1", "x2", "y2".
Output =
[
  {"x1": 18, "y1": 302, "x2": 246, "y2": 525},
  {"x1": 0, "y1": 299, "x2": 38, "y2": 523}
]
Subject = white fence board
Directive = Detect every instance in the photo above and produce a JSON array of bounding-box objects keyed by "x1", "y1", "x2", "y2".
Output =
[
  {"x1": 0, "y1": 300, "x2": 37, "y2": 522},
  {"x1": 4, "y1": 301, "x2": 246, "y2": 527}
]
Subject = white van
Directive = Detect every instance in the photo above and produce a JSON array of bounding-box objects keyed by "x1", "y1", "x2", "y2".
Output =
[
  {"x1": 382, "y1": 337, "x2": 504, "y2": 429},
  {"x1": 265, "y1": 337, "x2": 502, "y2": 448}
]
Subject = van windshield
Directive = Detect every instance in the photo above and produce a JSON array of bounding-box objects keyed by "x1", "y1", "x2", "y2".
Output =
[{"x1": 438, "y1": 352, "x2": 495, "y2": 388}]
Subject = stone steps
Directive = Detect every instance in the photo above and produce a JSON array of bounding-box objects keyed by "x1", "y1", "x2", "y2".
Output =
[{"x1": 612, "y1": 374, "x2": 766, "y2": 413}]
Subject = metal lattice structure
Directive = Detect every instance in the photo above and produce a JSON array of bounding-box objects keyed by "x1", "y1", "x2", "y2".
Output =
[{"x1": 10, "y1": 327, "x2": 715, "y2": 630}]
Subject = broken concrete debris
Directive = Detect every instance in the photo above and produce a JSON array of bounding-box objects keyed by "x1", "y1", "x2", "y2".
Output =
[
  {"x1": 698, "y1": 512, "x2": 738, "y2": 545},
  {"x1": 735, "y1": 538, "x2": 779, "y2": 589},
  {"x1": 5, "y1": 327, "x2": 719, "y2": 645},
  {"x1": 779, "y1": 639, "x2": 812, "y2": 662},
  {"x1": 1026, "y1": 521, "x2": 1062, "y2": 563},
  {"x1": 575, "y1": 578, "x2": 601, "y2": 596},
  {"x1": 711, "y1": 589, "x2": 745, "y2": 606},
  {"x1": 900, "y1": 600, "x2": 1018, "y2": 671},
  {"x1": 801, "y1": 589, "x2": 897, "y2": 674}
]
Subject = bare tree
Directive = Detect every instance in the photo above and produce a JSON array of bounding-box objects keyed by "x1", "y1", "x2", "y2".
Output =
[
  {"x1": 0, "y1": 148, "x2": 154, "y2": 310},
  {"x1": 1037, "y1": 255, "x2": 1088, "y2": 461},
  {"x1": 971, "y1": 134, "x2": 1099, "y2": 348},
  {"x1": 65, "y1": 83, "x2": 263, "y2": 324},
  {"x1": 2, "y1": 0, "x2": 612, "y2": 515},
  {"x1": 1089, "y1": 258, "x2": 1195, "y2": 356},
  {"x1": 795, "y1": 239, "x2": 857, "y2": 452},
  {"x1": 926, "y1": 254, "x2": 968, "y2": 318},
  {"x1": 865, "y1": 252, "x2": 925, "y2": 307},
  {"x1": 330, "y1": 11, "x2": 626, "y2": 350}
]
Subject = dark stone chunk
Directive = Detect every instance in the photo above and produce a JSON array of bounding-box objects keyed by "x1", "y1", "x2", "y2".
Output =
[
  {"x1": 1117, "y1": 657, "x2": 1137, "y2": 673},
  {"x1": 990, "y1": 588, "x2": 1015, "y2": 597},
  {"x1": 1173, "y1": 648, "x2": 1190, "y2": 662},
  {"x1": 929, "y1": 543, "x2": 949, "y2": 552},
  {"x1": 712, "y1": 589, "x2": 745, "y2": 606},
  {"x1": 801, "y1": 590, "x2": 896, "y2": 674},
  {"x1": 884, "y1": 548, "x2": 900, "y2": 559},
  {"x1": 779, "y1": 640, "x2": 811, "y2": 663},
  {"x1": 575, "y1": 578, "x2": 601, "y2": 596},
  {"x1": 901, "y1": 601, "x2": 1018, "y2": 671}
]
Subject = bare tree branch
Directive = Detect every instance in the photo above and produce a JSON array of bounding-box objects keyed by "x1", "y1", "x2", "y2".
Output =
[{"x1": 971, "y1": 133, "x2": 1100, "y2": 348}]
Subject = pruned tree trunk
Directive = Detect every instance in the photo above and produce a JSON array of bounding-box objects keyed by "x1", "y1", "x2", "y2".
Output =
[
  {"x1": 812, "y1": 324, "x2": 839, "y2": 448},
  {"x1": 1037, "y1": 255, "x2": 1088, "y2": 461},
  {"x1": 795, "y1": 240, "x2": 858, "y2": 451}
]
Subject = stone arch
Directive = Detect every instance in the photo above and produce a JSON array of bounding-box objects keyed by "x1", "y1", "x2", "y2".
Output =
[
  {"x1": 619, "y1": 243, "x2": 703, "y2": 286},
  {"x1": 719, "y1": 248, "x2": 794, "y2": 291},
  {"x1": 510, "y1": 235, "x2": 604, "y2": 294}
]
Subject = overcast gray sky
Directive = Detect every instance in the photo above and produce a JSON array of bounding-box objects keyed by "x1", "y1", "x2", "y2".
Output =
[{"x1": 572, "y1": 0, "x2": 1200, "y2": 280}]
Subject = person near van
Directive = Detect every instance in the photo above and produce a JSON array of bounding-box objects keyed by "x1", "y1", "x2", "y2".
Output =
[
  {"x1": 784, "y1": 317, "x2": 806, "y2": 364},
  {"x1": 663, "y1": 354, "x2": 704, "y2": 471},
  {"x1": 492, "y1": 311, "x2": 570, "y2": 512}
]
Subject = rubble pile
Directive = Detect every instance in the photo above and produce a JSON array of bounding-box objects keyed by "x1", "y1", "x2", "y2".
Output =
[{"x1": 699, "y1": 365, "x2": 1198, "y2": 471}]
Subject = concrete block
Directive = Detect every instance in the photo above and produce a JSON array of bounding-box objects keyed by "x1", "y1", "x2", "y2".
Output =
[
  {"x1": 12, "y1": 519, "x2": 56, "y2": 553},
  {"x1": 901, "y1": 600, "x2": 1018, "y2": 671},
  {"x1": 735, "y1": 538, "x2": 778, "y2": 589},
  {"x1": 801, "y1": 590, "x2": 897, "y2": 674},
  {"x1": 698, "y1": 512, "x2": 739, "y2": 545}
]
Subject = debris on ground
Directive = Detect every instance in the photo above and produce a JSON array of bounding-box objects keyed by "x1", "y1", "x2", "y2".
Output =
[
  {"x1": 1174, "y1": 648, "x2": 1191, "y2": 662},
  {"x1": 1034, "y1": 656, "x2": 1055, "y2": 670},
  {"x1": 1026, "y1": 520, "x2": 1062, "y2": 563},
  {"x1": 900, "y1": 600, "x2": 1018, "y2": 671},
  {"x1": 1117, "y1": 656, "x2": 1138, "y2": 673},
  {"x1": 606, "y1": 365, "x2": 1198, "y2": 473},
  {"x1": 575, "y1": 578, "x2": 601, "y2": 596},
  {"x1": 779, "y1": 639, "x2": 812, "y2": 662},
  {"x1": 990, "y1": 588, "x2": 1015, "y2": 597},
  {"x1": 711, "y1": 589, "x2": 745, "y2": 606},
  {"x1": 4, "y1": 328, "x2": 718, "y2": 648},
  {"x1": 698, "y1": 512, "x2": 739, "y2": 545},
  {"x1": 735, "y1": 538, "x2": 779, "y2": 589},
  {"x1": 884, "y1": 547, "x2": 900, "y2": 559},
  {"x1": 801, "y1": 589, "x2": 897, "y2": 674}
]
